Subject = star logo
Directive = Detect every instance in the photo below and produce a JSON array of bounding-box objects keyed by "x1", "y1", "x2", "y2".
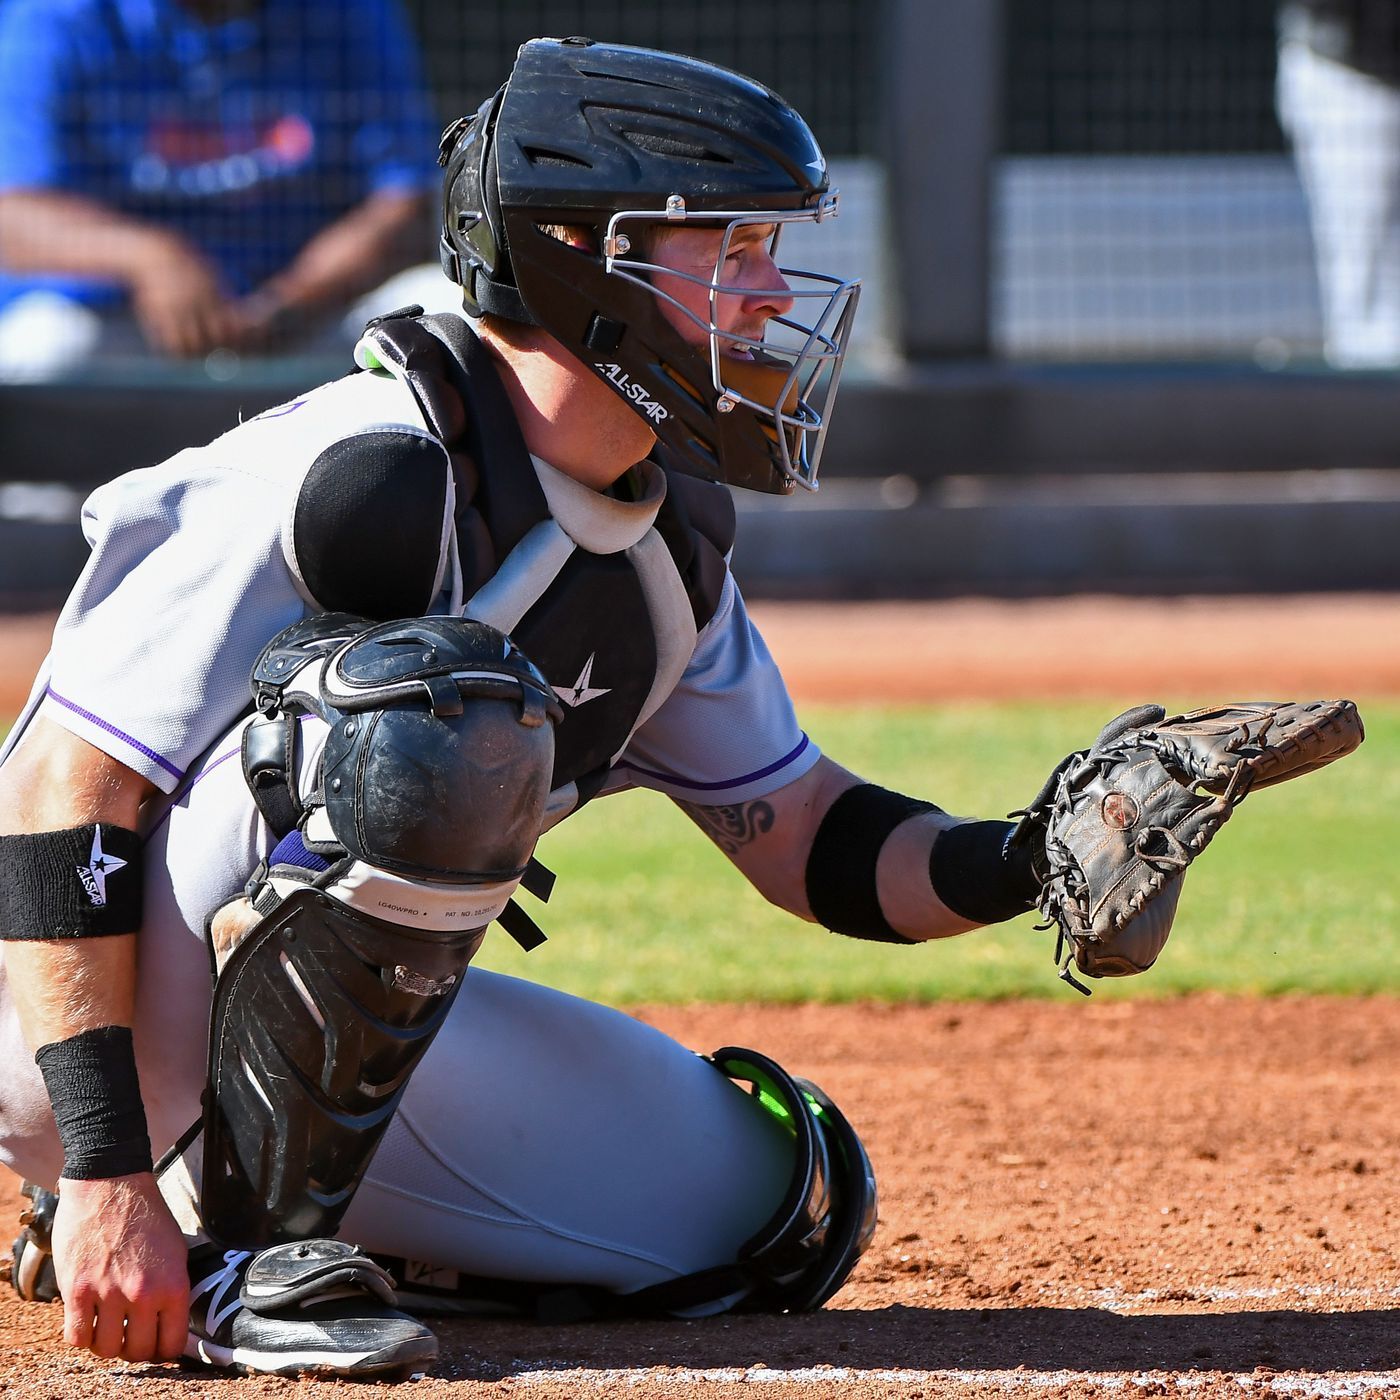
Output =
[
  {"x1": 76, "y1": 827, "x2": 128, "y2": 908},
  {"x1": 552, "y1": 654, "x2": 611, "y2": 709}
]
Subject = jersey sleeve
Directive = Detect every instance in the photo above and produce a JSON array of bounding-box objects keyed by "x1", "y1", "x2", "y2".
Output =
[
  {"x1": 613, "y1": 572, "x2": 821, "y2": 805},
  {"x1": 37, "y1": 454, "x2": 308, "y2": 793},
  {"x1": 34, "y1": 370, "x2": 439, "y2": 792}
]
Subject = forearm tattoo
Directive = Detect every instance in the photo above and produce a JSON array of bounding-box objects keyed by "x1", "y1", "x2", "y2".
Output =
[{"x1": 677, "y1": 798, "x2": 776, "y2": 855}]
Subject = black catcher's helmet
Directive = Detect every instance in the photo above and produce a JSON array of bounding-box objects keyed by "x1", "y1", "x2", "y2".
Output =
[{"x1": 438, "y1": 37, "x2": 860, "y2": 495}]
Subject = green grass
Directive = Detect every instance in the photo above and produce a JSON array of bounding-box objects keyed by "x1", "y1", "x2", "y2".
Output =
[
  {"x1": 474, "y1": 699, "x2": 1399, "y2": 1003},
  {"x1": 7, "y1": 700, "x2": 1392, "y2": 1003}
]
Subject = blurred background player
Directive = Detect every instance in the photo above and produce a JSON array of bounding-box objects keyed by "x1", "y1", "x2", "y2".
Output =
[
  {"x1": 1277, "y1": 0, "x2": 1400, "y2": 368},
  {"x1": 0, "y1": 0, "x2": 440, "y2": 379}
]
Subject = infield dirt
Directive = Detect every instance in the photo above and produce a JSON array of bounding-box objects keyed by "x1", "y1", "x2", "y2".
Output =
[{"x1": 1, "y1": 596, "x2": 1395, "y2": 1398}]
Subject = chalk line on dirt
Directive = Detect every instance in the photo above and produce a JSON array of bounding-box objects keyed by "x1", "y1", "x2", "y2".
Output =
[
  {"x1": 502, "y1": 1366, "x2": 1400, "y2": 1396},
  {"x1": 1069, "y1": 1282, "x2": 1400, "y2": 1308}
]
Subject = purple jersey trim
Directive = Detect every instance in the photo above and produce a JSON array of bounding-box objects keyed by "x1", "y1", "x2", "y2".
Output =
[
  {"x1": 143, "y1": 743, "x2": 242, "y2": 842},
  {"x1": 619, "y1": 734, "x2": 811, "y2": 794},
  {"x1": 45, "y1": 685, "x2": 184, "y2": 781},
  {"x1": 143, "y1": 714, "x2": 313, "y2": 843}
]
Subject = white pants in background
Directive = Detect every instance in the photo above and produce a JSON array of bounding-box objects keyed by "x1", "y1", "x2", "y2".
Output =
[{"x1": 1278, "y1": 38, "x2": 1400, "y2": 368}]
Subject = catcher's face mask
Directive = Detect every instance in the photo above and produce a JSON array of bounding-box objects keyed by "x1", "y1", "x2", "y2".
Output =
[{"x1": 602, "y1": 199, "x2": 860, "y2": 492}]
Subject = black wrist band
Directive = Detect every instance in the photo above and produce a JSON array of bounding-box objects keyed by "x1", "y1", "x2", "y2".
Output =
[
  {"x1": 35, "y1": 1026, "x2": 153, "y2": 1180},
  {"x1": 928, "y1": 819, "x2": 1041, "y2": 926}
]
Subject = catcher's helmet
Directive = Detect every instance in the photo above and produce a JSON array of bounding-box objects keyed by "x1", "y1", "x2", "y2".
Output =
[{"x1": 438, "y1": 36, "x2": 860, "y2": 495}]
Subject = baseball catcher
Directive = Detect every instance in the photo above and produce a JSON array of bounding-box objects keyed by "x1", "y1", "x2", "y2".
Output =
[
  {"x1": 0, "y1": 31, "x2": 1366, "y2": 1384},
  {"x1": 0, "y1": 36, "x2": 877, "y2": 1377}
]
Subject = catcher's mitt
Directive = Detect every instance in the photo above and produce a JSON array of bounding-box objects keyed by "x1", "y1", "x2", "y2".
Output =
[{"x1": 1009, "y1": 700, "x2": 1365, "y2": 994}]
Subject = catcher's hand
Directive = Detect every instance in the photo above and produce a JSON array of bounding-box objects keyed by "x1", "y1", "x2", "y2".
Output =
[{"x1": 1009, "y1": 700, "x2": 1365, "y2": 993}]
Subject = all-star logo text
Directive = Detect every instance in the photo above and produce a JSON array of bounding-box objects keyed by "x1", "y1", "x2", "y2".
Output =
[
  {"x1": 76, "y1": 827, "x2": 128, "y2": 908},
  {"x1": 594, "y1": 364, "x2": 669, "y2": 422}
]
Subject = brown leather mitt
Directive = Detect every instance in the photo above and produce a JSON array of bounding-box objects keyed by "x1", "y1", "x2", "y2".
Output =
[{"x1": 1009, "y1": 701, "x2": 1365, "y2": 993}]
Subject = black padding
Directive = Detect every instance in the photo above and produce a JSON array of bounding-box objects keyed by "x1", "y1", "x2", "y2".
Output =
[
  {"x1": 201, "y1": 887, "x2": 485, "y2": 1246},
  {"x1": 427, "y1": 313, "x2": 551, "y2": 561},
  {"x1": 0, "y1": 824, "x2": 143, "y2": 940},
  {"x1": 511, "y1": 550, "x2": 658, "y2": 790},
  {"x1": 654, "y1": 467, "x2": 736, "y2": 631},
  {"x1": 35, "y1": 1025, "x2": 152, "y2": 1179},
  {"x1": 804, "y1": 785, "x2": 939, "y2": 944},
  {"x1": 241, "y1": 714, "x2": 301, "y2": 838},
  {"x1": 928, "y1": 819, "x2": 1040, "y2": 925},
  {"x1": 364, "y1": 312, "x2": 550, "y2": 599},
  {"x1": 293, "y1": 430, "x2": 450, "y2": 619}
]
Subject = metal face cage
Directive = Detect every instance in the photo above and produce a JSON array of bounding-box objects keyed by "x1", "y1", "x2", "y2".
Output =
[{"x1": 602, "y1": 194, "x2": 861, "y2": 491}]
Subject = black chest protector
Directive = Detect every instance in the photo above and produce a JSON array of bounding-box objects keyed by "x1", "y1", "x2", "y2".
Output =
[{"x1": 354, "y1": 308, "x2": 736, "y2": 812}]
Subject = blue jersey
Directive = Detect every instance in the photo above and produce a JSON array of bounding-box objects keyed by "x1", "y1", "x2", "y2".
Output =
[{"x1": 0, "y1": 0, "x2": 441, "y2": 311}]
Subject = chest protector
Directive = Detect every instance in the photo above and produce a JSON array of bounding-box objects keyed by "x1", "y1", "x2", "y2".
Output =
[{"x1": 354, "y1": 309, "x2": 735, "y2": 820}]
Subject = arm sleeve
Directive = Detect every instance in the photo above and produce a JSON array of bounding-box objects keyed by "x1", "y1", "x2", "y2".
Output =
[
  {"x1": 613, "y1": 572, "x2": 821, "y2": 805},
  {"x1": 37, "y1": 458, "x2": 308, "y2": 793},
  {"x1": 343, "y1": 0, "x2": 442, "y2": 195},
  {"x1": 0, "y1": 1, "x2": 71, "y2": 191}
]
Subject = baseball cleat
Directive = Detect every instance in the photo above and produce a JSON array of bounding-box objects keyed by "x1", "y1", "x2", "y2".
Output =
[
  {"x1": 10, "y1": 1181, "x2": 60, "y2": 1304},
  {"x1": 184, "y1": 1239, "x2": 438, "y2": 1378}
]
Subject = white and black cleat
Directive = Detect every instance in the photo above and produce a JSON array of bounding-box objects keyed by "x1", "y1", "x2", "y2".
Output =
[
  {"x1": 10, "y1": 1182, "x2": 60, "y2": 1304},
  {"x1": 184, "y1": 1238, "x2": 438, "y2": 1379}
]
